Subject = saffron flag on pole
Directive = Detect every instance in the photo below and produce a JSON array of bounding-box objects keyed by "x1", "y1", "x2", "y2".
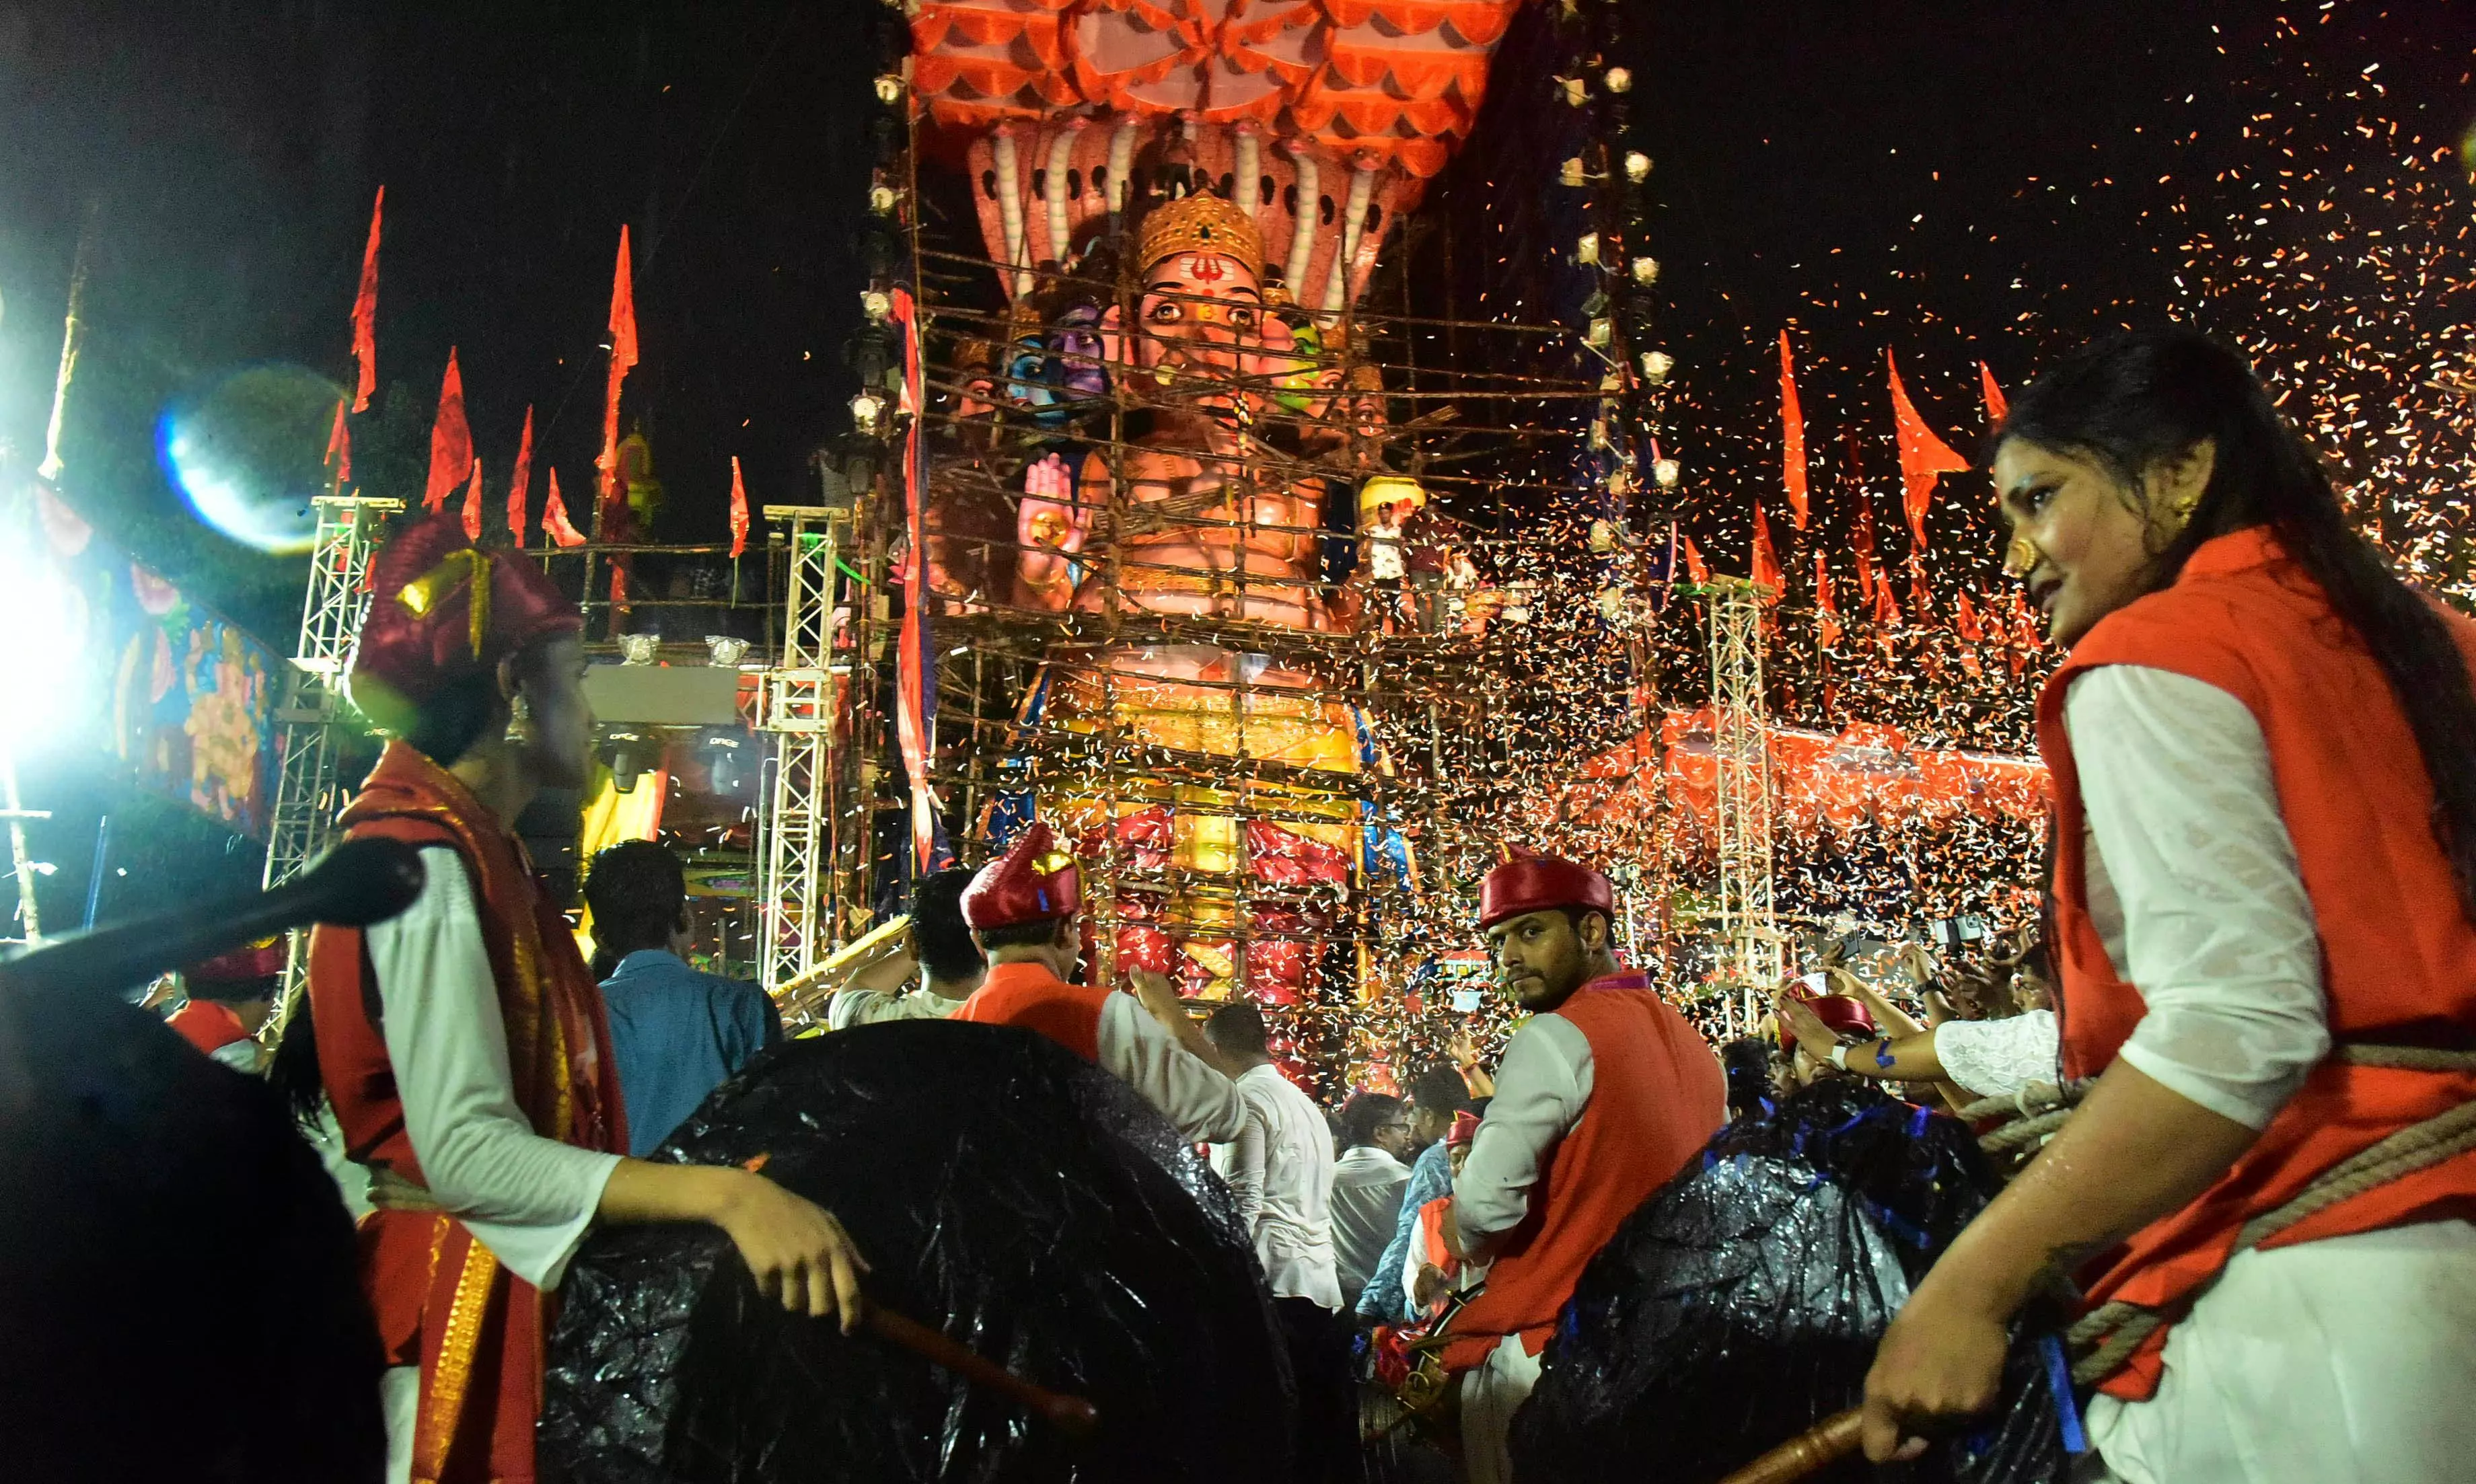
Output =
[
  {"x1": 1954, "y1": 586, "x2": 1986, "y2": 642},
  {"x1": 1887, "y1": 348, "x2": 1968, "y2": 550},
  {"x1": 1778, "y1": 331, "x2": 1809, "y2": 529},
  {"x1": 1680, "y1": 532, "x2": 1710, "y2": 587},
  {"x1": 542, "y1": 468, "x2": 587, "y2": 548},
  {"x1": 423, "y1": 348, "x2": 472, "y2": 513},
  {"x1": 1750, "y1": 503, "x2": 1782, "y2": 599},
  {"x1": 1979, "y1": 361, "x2": 2009, "y2": 424},
  {"x1": 324, "y1": 397, "x2": 351, "y2": 487},
  {"x1": 1852, "y1": 498, "x2": 1881, "y2": 605},
  {"x1": 350, "y1": 186, "x2": 382, "y2": 413},
  {"x1": 506, "y1": 406, "x2": 534, "y2": 544},
  {"x1": 728, "y1": 456, "x2": 751, "y2": 558},
  {"x1": 1906, "y1": 554, "x2": 1934, "y2": 623},
  {"x1": 890, "y1": 287, "x2": 943, "y2": 871},
  {"x1": 1814, "y1": 550, "x2": 1842, "y2": 649},
  {"x1": 461, "y1": 457, "x2": 486, "y2": 541},
  {"x1": 597, "y1": 225, "x2": 640, "y2": 526}
]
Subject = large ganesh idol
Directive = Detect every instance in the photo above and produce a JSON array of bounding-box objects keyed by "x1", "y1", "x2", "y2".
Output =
[
  {"x1": 906, "y1": 2, "x2": 1531, "y2": 1009},
  {"x1": 998, "y1": 192, "x2": 1364, "y2": 1008}
]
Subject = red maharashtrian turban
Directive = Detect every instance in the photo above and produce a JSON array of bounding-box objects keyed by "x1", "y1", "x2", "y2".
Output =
[
  {"x1": 184, "y1": 938, "x2": 287, "y2": 986},
  {"x1": 1476, "y1": 846, "x2": 1615, "y2": 930},
  {"x1": 1781, "y1": 993, "x2": 1879, "y2": 1053},
  {"x1": 347, "y1": 515, "x2": 582, "y2": 735},
  {"x1": 961, "y1": 821, "x2": 1083, "y2": 930}
]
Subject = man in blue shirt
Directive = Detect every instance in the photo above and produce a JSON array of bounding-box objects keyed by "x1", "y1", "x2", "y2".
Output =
[
  {"x1": 585, "y1": 840, "x2": 780, "y2": 1156},
  {"x1": 1357, "y1": 1063, "x2": 1474, "y2": 1325}
]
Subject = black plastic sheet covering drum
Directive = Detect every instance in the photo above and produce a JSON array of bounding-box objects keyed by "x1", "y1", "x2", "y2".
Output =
[
  {"x1": 1509, "y1": 1080, "x2": 2071, "y2": 1484},
  {"x1": 540, "y1": 1021, "x2": 1297, "y2": 1483}
]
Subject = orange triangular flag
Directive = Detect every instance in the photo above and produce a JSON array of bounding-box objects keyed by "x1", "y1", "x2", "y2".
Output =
[
  {"x1": 1814, "y1": 550, "x2": 1841, "y2": 650},
  {"x1": 1779, "y1": 331, "x2": 1809, "y2": 529},
  {"x1": 728, "y1": 455, "x2": 752, "y2": 559},
  {"x1": 1872, "y1": 555, "x2": 1903, "y2": 630},
  {"x1": 1979, "y1": 361, "x2": 2008, "y2": 424},
  {"x1": 324, "y1": 397, "x2": 351, "y2": 486},
  {"x1": 1750, "y1": 504, "x2": 1782, "y2": 599},
  {"x1": 506, "y1": 406, "x2": 534, "y2": 544},
  {"x1": 461, "y1": 457, "x2": 485, "y2": 541},
  {"x1": 1681, "y1": 533, "x2": 1710, "y2": 587},
  {"x1": 1887, "y1": 349, "x2": 1968, "y2": 550},
  {"x1": 597, "y1": 225, "x2": 640, "y2": 511},
  {"x1": 423, "y1": 348, "x2": 472, "y2": 513},
  {"x1": 1907, "y1": 555, "x2": 1934, "y2": 622},
  {"x1": 542, "y1": 468, "x2": 587, "y2": 548},
  {"x1": 1954, "y1": 586, "x2": 1986, "y2": 642},
  {"x1": 350, "y1": 186, "x2": 382, "y2": 412}
]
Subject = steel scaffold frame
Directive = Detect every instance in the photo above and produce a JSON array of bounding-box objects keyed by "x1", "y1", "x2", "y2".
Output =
[
  {"x1": 1705, "y1": 577, "x2": 1779, "y2": 1032},
  {"x1": 264, "y1": 494, "x2": 399, "y2": 988},
  {"x1": 757, "y1": 505, "x2": 846, "y2": 1004}
]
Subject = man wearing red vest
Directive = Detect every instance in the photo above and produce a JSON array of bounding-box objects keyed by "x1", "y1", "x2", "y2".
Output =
[
  {"x1": 168, "y1": 939, "x2": 286, "y2": 1073},
  {"x1": 1443, "y1": 850, "x2": 1726, "y2": 1484},
  {"x1": 953, "y1": 822, "x2": 1247, "y2": 1144},
  {"x1": 303, "y1": 516, "x2": 868, "y2": 1484}
]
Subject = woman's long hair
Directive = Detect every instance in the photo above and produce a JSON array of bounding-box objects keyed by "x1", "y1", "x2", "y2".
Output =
[{"x1": 1998, "y1": 327, "x2": 2476, "y2": 923}]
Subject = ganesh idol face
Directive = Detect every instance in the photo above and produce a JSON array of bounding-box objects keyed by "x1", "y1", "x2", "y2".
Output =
[{"x1": 1103, "y1": 194, "x2": 1299, "y2": 420}]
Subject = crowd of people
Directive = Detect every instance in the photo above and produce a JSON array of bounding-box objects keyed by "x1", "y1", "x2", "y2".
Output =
[{"x1": 81, "y1": 326, "x2": 2476, "y2": 1484}]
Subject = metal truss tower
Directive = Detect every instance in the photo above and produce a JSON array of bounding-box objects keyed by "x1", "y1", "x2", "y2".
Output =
[
  {"x1": 1705, "y1": 576, "x2": 1780, "y2": 1031},
  {"x1": 264, "y1": 495, "x2": 400, "y2": 893},
  {"x1": 756, "y1": 504, "x2": 848, "y2": 1005}
]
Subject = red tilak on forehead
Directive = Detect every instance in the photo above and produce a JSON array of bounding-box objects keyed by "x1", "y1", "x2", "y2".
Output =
[{"x1": 1188, "y1": 254, "x2": 1230, "y2": 283}]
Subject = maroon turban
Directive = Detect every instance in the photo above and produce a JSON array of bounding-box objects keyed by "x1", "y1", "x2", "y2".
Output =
[
  {"x1": 347, "y1": 515, "x2": 581, "y2": 734},
  {"x1": 1477, "y1": 846, "x2": 1615, "y2": 930},
  {"x1": 961, "y1": 821, "x2": 1083, "y2": 930},
  {"x1": 1780, "y1": 993, "x2": 1880, "y2": 1052}
]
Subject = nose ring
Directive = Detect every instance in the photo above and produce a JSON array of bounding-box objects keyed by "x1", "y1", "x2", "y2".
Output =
[{"x1": 2003, "y1": 535, "x2": 2041, "y2": 579}]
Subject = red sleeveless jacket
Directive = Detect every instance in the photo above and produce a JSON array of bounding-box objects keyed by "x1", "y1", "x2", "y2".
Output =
[
  {"x1": 1441, "y1": 972, "x2": 1725, "y2": 1372},
  {"x1": 308, "y1": 742, "x2": 626, "y2": 1483},
  {"x1": 2039, "y1": 527, "x2": 2476, "y2": 1400},
  {"x1": 953, "y1": 960, "x2": 1109, "y2": 1062}
]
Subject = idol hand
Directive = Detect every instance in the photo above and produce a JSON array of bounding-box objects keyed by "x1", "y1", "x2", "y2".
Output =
[{"x1": 1015, "y1": 453, "x2": 1088, "y2": 609}]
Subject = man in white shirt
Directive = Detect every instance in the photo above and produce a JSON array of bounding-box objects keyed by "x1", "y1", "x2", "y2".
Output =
[
  {"x1": 1327, "y1": 1092, "x2": 1414, "y2": 1311},
  {"x1": 1204, "y1": 1002, "x2": 1352, "y2": 1483},
  {"x1": 820, "y1": 867, "x2": 986, "y2": 1029}
]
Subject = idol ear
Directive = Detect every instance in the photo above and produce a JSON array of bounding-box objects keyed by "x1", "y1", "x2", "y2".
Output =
[{"x1": 1099, "y1": 303, "x2": 1125, "y2": 381}]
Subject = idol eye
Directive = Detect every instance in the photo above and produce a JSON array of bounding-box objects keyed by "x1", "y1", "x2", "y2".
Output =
[
  {"x1": 1149, "y1": 301, "x2": 1182, "y2": 323},
  {"x1": 1229, "y1": 307, "x2": 1255, "y2": 328}
]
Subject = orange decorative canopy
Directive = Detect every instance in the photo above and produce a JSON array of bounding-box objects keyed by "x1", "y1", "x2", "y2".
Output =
[{"x1": 910, "y1": 0, "x2": 1528, "y2": 176}]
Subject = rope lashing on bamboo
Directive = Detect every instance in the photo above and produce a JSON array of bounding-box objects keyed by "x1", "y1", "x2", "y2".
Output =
[{"x1": 1958, "y1": 1045, "x2": 2476, "y2": 1386}]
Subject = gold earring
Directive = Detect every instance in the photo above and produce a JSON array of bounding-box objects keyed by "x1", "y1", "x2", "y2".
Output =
[
  {"x1": 2003, "y1": 535, "x2": 2042, "y2": 579},
  {"x1": 505, "y1": 694, "x2": 533, "y2": 745}
]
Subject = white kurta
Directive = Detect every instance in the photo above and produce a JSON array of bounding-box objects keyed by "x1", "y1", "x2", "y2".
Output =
[
  {"x1": 1933, "y1": 1009, "x2": 2059, "y2": 1100},
  {"x1": 1210, "y1": 1063, "x2": 1340, "y2": 1308},
  {"x1": 2064, "y1": 666, "x2": 2476, "y2": 1483},
  {"x1": 1327, "y1": 1144, "x2": 1412, "y2": 1306},
  {"x1": 824, "y1": 984, "x2": 967, "y2": 1029},
  {"x1": 1095, "y1": 994, "x2": 1249, "y2": 1144},
  {"x1": 367, "y1": 845, "x2": 624, "y2": 1484},
  {"x1": 1454, "y1": 1012, "x2": 1593, "y2": 1247}
]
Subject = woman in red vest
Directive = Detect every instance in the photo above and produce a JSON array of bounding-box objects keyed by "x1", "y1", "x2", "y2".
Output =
[
  {"x1": 298, "y1": 517, "x2": 869, "y2": 1484},
  {"x1": 1862, "y1": 330, "x2": 2476, "y2": 1481}
]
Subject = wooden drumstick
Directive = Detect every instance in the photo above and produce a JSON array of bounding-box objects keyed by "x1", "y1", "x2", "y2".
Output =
[
  {"x1": 1714, "y1": 1408, "x2": 1864, "y2": 1484},
  {"x1": 862, "y1": 1301, "x2": 1102, "y2": 1439}
]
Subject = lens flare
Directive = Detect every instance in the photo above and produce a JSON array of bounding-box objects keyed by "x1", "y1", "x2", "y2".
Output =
[{"x1": 157, "y1": 364, "x2": 344, "y2": 555}]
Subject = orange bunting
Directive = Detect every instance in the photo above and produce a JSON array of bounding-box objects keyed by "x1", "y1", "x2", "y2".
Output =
[
  {"x1": 423, "y1": 348, "x2": 472, "y2": 514},
  {"x1": 597, "y1": 225, "x2": 640, "y2": 514},
  {"x1": 507, "y1": 406, "x2": 534, "y2": 545},
  {"x1": 1814, "y1": 551, "x2": 1841, "y2": 650},
  {"x1": 728, "y1": 455, "x2": 752, "y2": 559},
  {"x1": 351, "y1": 186, "x2": 382, "y2": 413},
  {"x1": 1750, "y1": 504, "x2": 1782, "y2": 599},
  {"x1": 1779, "y1": 331, "x2": 1809, "y2": 529},
  {"x1": 542, "y1": 468, "x2": 587, "y2": 548},
  {"x1": 1887, "y1": 349, "x2": 1968, "y2": 550},
  {"x1": 324, "y1": 397, "x2": 351, "y2": 486},
  {"x1": 460, "y1": 457, "x2": 485, "y2": 542}
]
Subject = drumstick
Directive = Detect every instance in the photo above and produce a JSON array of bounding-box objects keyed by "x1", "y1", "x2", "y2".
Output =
[
  {"x1": 1714, "y1": 1408, "x2": 1863, "y2": 1484},
  {"x1": 862, "y1": 1301, "x2": 1101, "y2": 1439}
]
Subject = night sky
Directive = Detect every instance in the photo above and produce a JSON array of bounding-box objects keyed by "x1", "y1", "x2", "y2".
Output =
[{"x1": 0, "y1": 1, "x2": 2466, "y2": 913}]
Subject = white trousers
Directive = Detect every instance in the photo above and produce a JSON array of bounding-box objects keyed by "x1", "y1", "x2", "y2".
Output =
[
  {"x1": 1459, "y1": 1337, "x2": 1545, "y2": 1484},
  {"x1": 381, "y1": 1366, "x2": 417, "y2": 1484},
  {"x1": 2087, "y1": 1220, "x2": 2476, "y2": 1484}
]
